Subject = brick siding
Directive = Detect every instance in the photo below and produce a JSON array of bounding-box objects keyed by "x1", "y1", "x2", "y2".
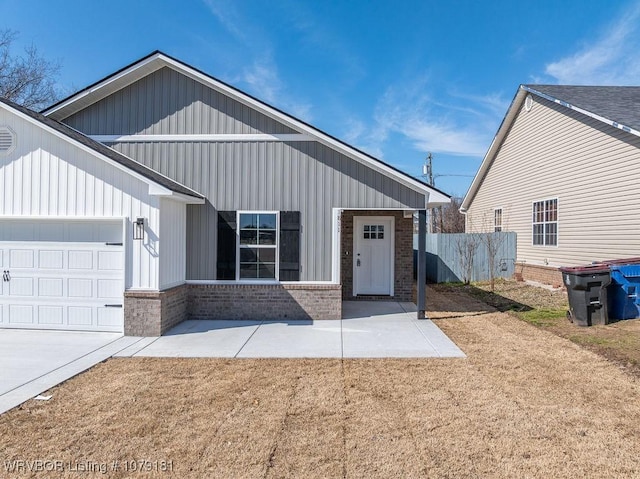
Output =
[
  {"x1": 188, "y1": 283, "x2": 342, "y2": 321},
  {"x1": 123, "y1": 283, "x2": 342, "y2": 336},
  {"x1": 340, "y1": 210, "x2": 413, "y2": 301},
  {"x1": 124, "y1": 284, "x2": 189, "y2": 336},
  {"x1": 515, "y1": 263, "x2": 563, "y2": 288}
]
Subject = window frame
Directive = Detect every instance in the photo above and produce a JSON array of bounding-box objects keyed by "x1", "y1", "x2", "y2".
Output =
[
  {"x1": 493, "y1": 208, "x2": 503, "y2": 233},
  {"x1": 235, "y1": 211, "x2": 280, "y2": 281},
  {"x1": 532, "y1": 198, "x2": 558, "y2": 247}
]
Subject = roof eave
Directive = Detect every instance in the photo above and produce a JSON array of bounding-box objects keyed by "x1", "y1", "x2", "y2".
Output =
[{"x1": 460, "y1": 86, "x2": 528, "y2": 212}]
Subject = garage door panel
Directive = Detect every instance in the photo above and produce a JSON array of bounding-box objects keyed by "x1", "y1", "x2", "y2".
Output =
[
  {"x1": 69, "y1": 250, "x2": 93, "y2": 269},
  {"x1": 39, "y1": 223, "x2": 65, "y2": 241},
  {"x1": 39, "y1": 278, "x2": 64, "y2": 297},
  {"x1": 39, "y1": 250, "x2": 64, "y2": 269},
  {"x1": 98, "y1": 251, "x2": 123, "y2": 270},
  {"x1": 9, "y1": 305, "x2": 33, "y2": 324},
  {"x1": 97, "y1": 279, "x2": 123, "y2": 299},
  {"x1": 9, "y1": 278, "x2": 34, "y2": 296},
  {"x1": 0, "y1": 220, "x2": 124, "y2": 332},
  {"x1": 38, "y1": 306, "x2": 64, "y2": 324},
  {"x1": 10, "y1": 250, "x2": 34, "y2": 268},
  {"x1": 68, "y1": 279, "x2": 93, "y2": 297},
  {"x1": 68, "y1": 307, "x2": 93, "y2": 326},
  {"x1": 67, "y1": 223, "x2": 94, "y2": 242},
  {"x1": 97, "y1": 307, "x2": 122, "y2": 327}
]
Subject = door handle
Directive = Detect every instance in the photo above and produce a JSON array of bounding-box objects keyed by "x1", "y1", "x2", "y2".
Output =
[
  {"x1": 2, "y1": 270, "x2": 9, "y2": 282},
  {"x1": 356, "y1": 259, "x2": 361, "y2": 267}
]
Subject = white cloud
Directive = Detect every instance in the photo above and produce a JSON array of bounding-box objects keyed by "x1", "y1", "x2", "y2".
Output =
[
  {"x1": 364, "y1": 82, "x2": 499, "y2": 158},
  {"x1": 202, "y1": 0, "x2": 313, "y2": 121},
  {"x1": 545, "y1": 1, "x2": 640, "y2": 84}
]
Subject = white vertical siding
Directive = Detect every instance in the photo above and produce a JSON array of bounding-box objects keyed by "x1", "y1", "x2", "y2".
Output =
[
  {"x1": 0, "y1": 109, "x2": 161, "y2": 290},
  {"x1": 159, "y1": 198, "x2": 186, "y2": 290},
  {"x1": 467, "y1": 95, "x2": 640, "y2": 267}
]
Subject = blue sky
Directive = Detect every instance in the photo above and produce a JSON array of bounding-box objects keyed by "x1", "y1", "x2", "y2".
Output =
[{"x1": 3, "y1": 0, "x2": 640, "y2": 196}]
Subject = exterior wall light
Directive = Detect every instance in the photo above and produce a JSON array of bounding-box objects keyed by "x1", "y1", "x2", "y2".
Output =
[{"x1": 134, "y1": 217, "x2": 145, "y2": 241}]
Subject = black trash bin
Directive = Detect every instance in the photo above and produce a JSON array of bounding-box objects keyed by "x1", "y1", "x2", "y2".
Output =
[{"x1": 560, "y1": 264, "x2": 611, "y2": 326}]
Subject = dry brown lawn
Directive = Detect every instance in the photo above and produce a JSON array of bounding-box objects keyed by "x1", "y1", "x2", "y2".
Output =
[{"x1": 2, "y1": 287, "x2": 640, "y2": 478}]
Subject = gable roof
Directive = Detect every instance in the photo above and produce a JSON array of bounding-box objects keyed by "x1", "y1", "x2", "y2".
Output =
[
  {"x1": 42, "y1": 51, "x2": 449, "y2": 207},
  {"x1": 461, "y1": 84, "x2": 640, "y2": 212},
  {"x1": 0, "y1": 97, "x2": 204, "y2": 202}
]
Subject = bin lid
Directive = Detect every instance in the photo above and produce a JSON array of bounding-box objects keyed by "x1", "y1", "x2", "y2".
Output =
[
  {"x1": 595, "y1": 257, "x2": 640, "y2": 266},
  {"x1": 559, "y1": 264, "x2": 611, "y2": 275}
]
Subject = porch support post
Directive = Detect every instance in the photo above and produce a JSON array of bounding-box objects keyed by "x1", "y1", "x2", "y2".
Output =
[{"x1": 417, "y1": 209, "x2": 427, "y2": 319}]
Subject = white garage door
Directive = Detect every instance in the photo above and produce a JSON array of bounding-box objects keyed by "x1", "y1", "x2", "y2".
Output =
[{"x1": 0, "y1": 220, "x2": 124, "y2": 332}]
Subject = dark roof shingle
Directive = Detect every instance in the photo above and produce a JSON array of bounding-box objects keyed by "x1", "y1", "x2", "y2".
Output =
[{"x1": 525, "y1": 85, "x2": 640, "y2": 131}]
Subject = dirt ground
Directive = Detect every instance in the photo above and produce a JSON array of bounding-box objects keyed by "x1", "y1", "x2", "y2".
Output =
[{"x1": 2, "y1": 287, "x2": 640, "y2": 478}]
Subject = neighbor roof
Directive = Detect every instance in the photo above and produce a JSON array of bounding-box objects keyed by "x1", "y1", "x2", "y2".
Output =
[
  {"x1": 43, "y1": 51, "x2": 450, "y2": 207},
  {"x1": 525, "y1": 85, "x2": 640, "y2": 133},
  {"x1": 461, "y1": 84, "x2": 640, "y2": 211},
  {"x1": 0, "y1": 97, "x2": 204, "y2": 201}
]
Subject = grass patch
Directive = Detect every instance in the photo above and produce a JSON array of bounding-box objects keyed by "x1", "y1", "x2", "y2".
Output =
[{"x1": 515, "y1": 308, "x2": 567, "y2": 326}]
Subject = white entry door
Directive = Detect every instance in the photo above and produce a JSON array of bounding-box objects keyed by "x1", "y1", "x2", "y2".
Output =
[
  {"x1": 353, "y1": 216, "x2": 394, "y2": 296},
  {"x1": 0, "y1": 220, "x2": 124, "y2": 332}
]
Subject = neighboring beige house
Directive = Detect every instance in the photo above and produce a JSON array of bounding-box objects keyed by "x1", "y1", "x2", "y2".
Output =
[{"x1": 461, "y1": 85, "x2": 640, "y2": 286}]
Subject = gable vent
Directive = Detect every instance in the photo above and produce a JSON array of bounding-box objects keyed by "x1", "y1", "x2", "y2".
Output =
[{"x1": 0, "y1": 126, "x2": 15, "y2": 155}]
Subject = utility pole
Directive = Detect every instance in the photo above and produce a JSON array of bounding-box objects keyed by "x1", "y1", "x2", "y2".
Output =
[
  {"x1": 423, "y1": 152, "x2": 436, "y2": 233},
  {"x1": 422, "y1": 152, "x2": 434, "y2": 186}
]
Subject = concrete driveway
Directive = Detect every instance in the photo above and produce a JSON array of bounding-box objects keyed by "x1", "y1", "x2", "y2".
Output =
[{"x1": 0, "y1": 330, "x2": 139, "y2": 415}]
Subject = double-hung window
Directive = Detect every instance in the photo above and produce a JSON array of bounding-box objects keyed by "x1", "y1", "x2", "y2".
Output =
[
  {"x1": 494, "y1": 208, "x2": 503, "y2": 232},
  {"x1": 532, "y1": 199, "x2": 558, "y2": 246},
  {"x1": 238, "y1": 212, "x2": 278, "y2": 280}
]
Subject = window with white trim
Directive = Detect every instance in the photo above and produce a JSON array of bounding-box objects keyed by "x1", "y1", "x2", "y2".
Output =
[
  {"x1": 237, "y1": 212, "x2": 278, "y2": 279},
  {"x1": 532, "y1": 199, "x2": 558, "y2": 246},
  {"x1": 494, "y1": 208, "x2": 502, "y2": 232}
]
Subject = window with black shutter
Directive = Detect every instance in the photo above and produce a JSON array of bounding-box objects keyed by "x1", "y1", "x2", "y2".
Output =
[
  {"x1": 216, "y1": 211, "x2": 236, "y2": 279},
  {"x1": 279, "y1": 211, "x2": 301, "y2": 281},
  {"x1": 216, "y1": 210, "x2": 301, "y2": 281}
]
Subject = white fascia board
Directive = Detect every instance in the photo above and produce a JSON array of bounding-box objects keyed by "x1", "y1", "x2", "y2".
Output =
[
  {"x1": 460, "y1": 87, "x2": 527, "y2": 213},
  {"x1": 149, "y1": 185, "x2": 205, "y2": 204},
  {"x1": 1, "y1": 101, "x2": 201, "y2": 203},
  {"x1": 91, "y1": 133, "x2": 313, "y2": 142},
  {"x1": 42, "y1": 53, "x2": 165, "y2": 118}
]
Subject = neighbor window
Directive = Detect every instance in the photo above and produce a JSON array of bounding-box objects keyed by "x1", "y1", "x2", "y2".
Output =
[
  {"x1": 238, "y1": 212, "x2": 278, "y2": 279},
  {"x1": 532, "y1": 199, "x2": 558, "y2": 246},
  {"x1": 494, "y1": 209, "x2": 502, "y2": 232}
]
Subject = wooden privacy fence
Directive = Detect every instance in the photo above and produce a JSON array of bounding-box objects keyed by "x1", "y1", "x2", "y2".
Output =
[{"x1": 414, "y1": 232, "x2": 517, "y2": 283}]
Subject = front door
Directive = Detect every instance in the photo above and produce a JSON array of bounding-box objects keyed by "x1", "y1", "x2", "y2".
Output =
[{"x1": 353, "y1": 216, "x2": 394, "y2": 296}]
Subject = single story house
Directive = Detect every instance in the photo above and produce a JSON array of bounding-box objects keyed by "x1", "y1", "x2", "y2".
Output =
[
  {"x1": 0, "y1": 51, "x2": 449, "y2": 336},
  {"x1": 461, "y1": 84, "x2": 640, "y2": 285}
]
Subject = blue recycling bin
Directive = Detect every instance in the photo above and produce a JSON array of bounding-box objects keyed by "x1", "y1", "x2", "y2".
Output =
[{"x1": 608, "y1": 264, "x2": 640, "y2": 320}]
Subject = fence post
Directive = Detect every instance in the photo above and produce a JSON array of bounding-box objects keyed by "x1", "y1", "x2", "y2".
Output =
[{"x1": 417, "y1": 209, "x2": 427, "y2": 319}]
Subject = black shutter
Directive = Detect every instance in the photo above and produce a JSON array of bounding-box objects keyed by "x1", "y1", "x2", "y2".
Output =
[
  {"x1": 279, "y1": 211, "x2": 301, "y2": 281},
  {"x1": 217, "y1": 211, "x2": 237, "y2": 280}
]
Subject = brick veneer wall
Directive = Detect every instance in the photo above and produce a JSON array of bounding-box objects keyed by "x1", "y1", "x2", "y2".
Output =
[
  {"x1": 515, "y1": 263, "x2": 563, "y2": 288},
  {"x1": 188, "y1": 283, "x2": 342, "y2": 321},
  {"x1": 340, "y1": 210, "x2": 413, "y2": 301},
  {"x1": 124, "y1": 284, "x2": 189, "y2": 336}
]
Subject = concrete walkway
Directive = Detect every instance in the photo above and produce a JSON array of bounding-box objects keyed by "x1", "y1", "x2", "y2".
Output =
[{"x1": 115, "y1": 302, "x2": 465, "y2": 359}]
